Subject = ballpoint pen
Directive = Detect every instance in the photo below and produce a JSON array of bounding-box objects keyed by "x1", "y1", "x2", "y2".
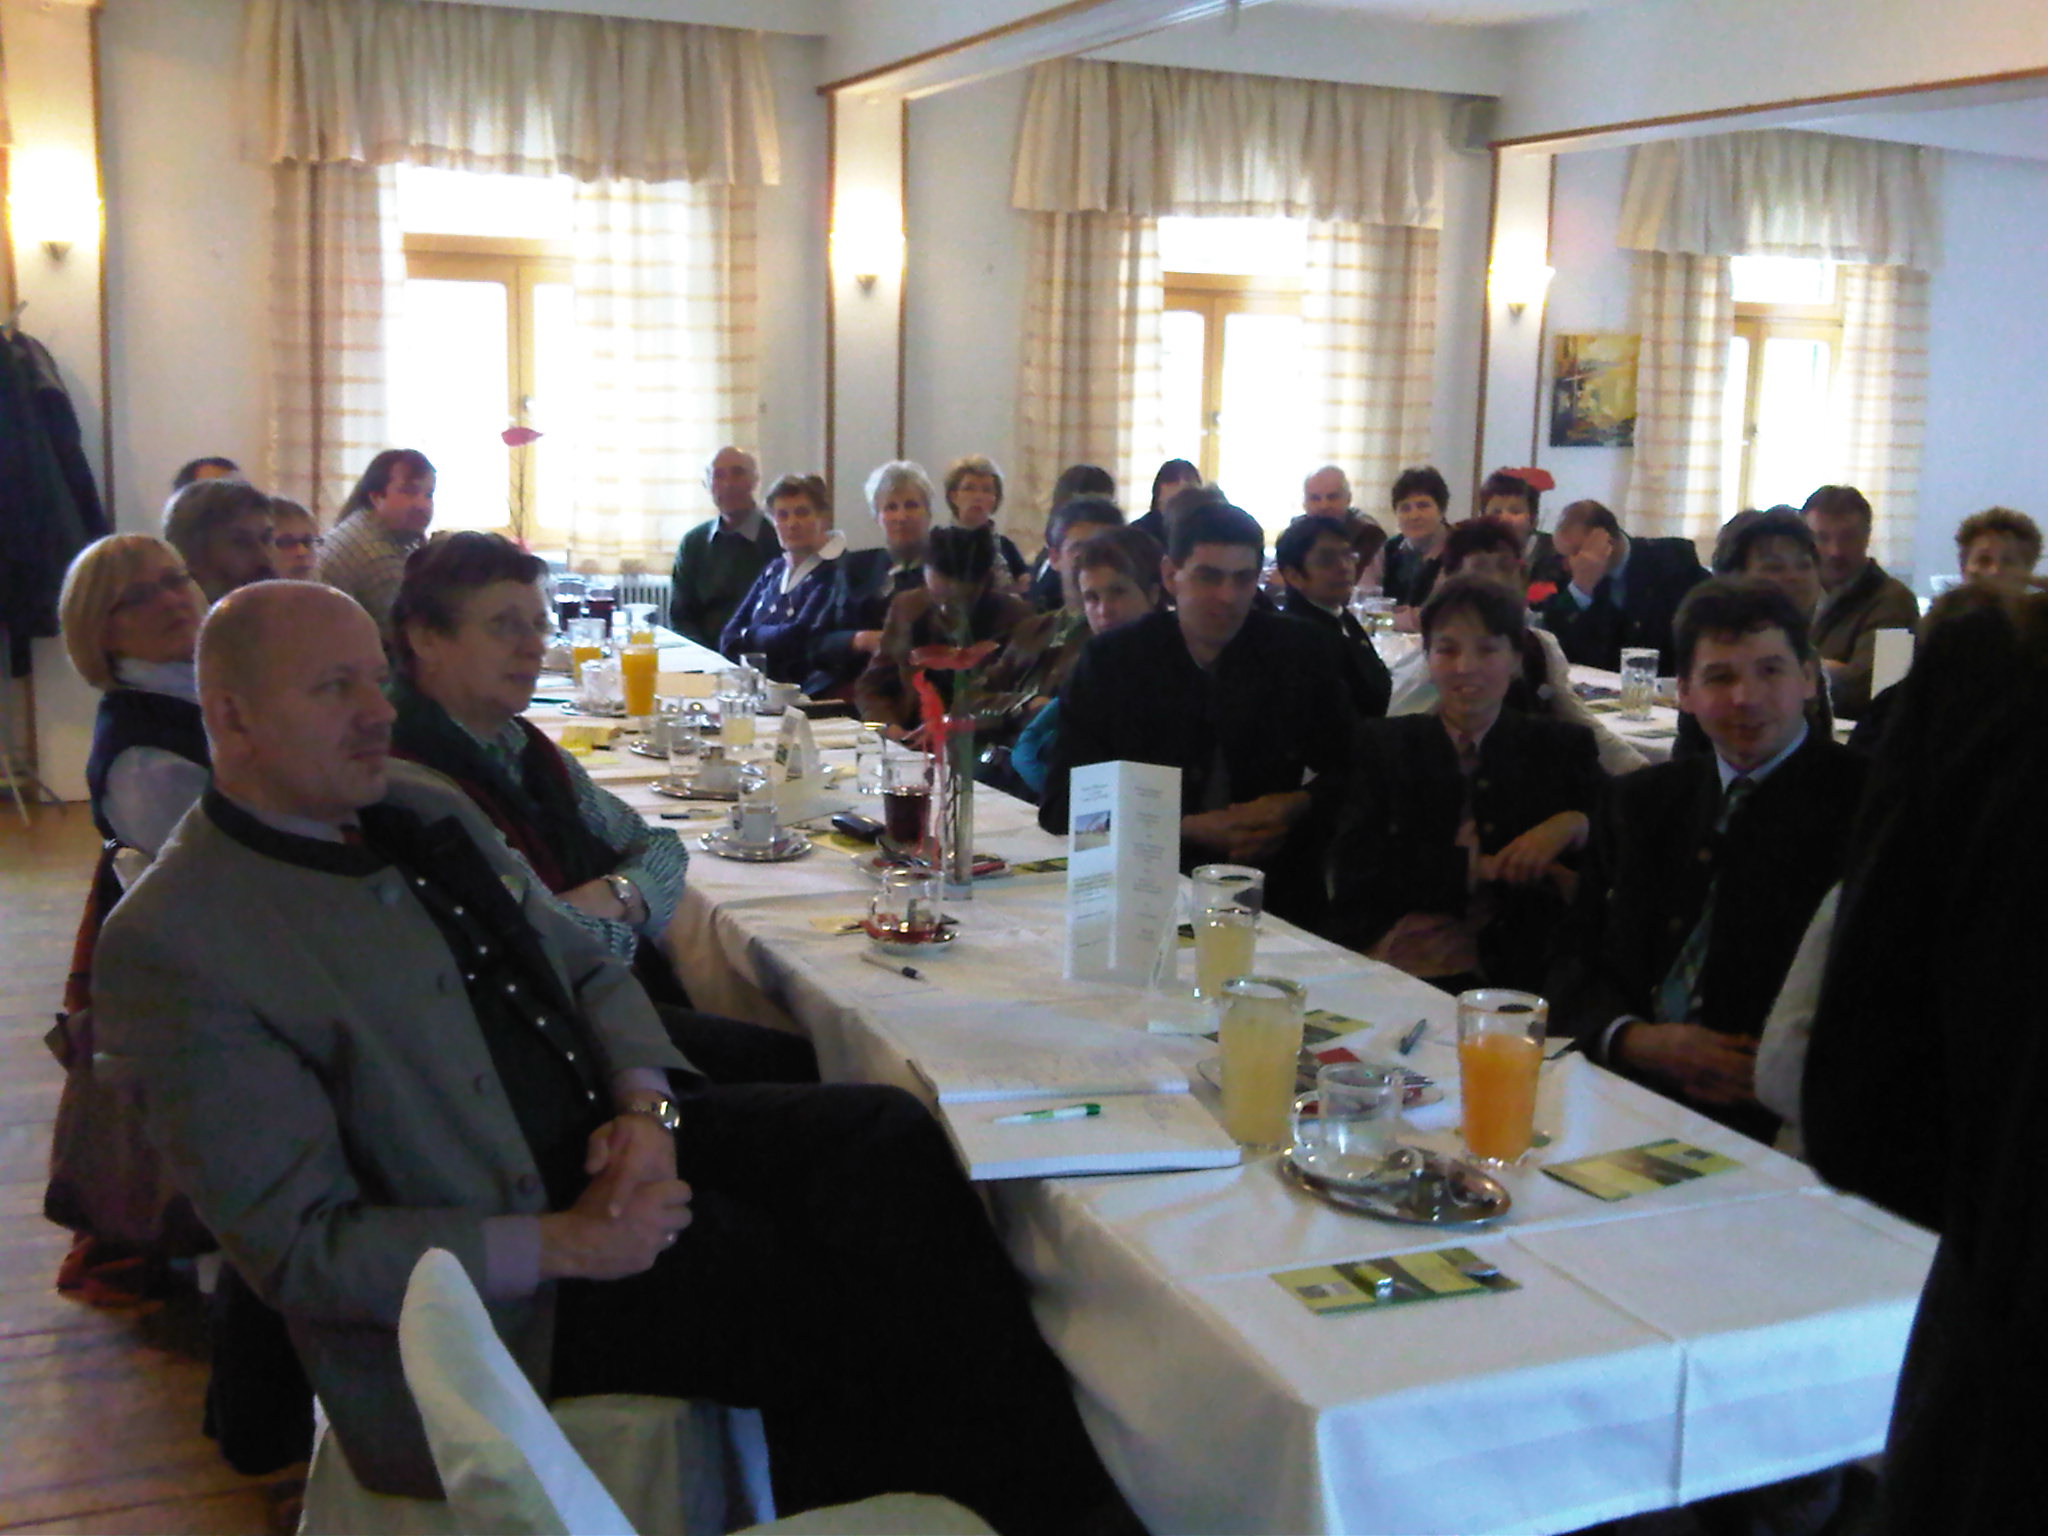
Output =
[
  {"x1": 993, "y1": 1103, "x2": 1102, "y2": 1125},
  {"x1": 1398, "y1": 1018, "x2": 1429, "y2": 1055},
  {"x1": 859, "y1": 951, "x2": 928, "y2": 982}
]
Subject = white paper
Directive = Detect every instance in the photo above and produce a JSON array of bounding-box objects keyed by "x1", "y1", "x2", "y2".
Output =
[
  {"x1": 1065, "y1": 760, "x2": 1181, "y2": 986},
  {"x1": 890, "y1": 1008, "x2": 1192, "y2": 1103},
  {"x1": 945, "y1": 1092, "x2": 1241, "y2": 1181}
]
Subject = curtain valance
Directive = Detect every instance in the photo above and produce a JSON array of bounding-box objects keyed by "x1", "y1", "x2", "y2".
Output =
[
  {"x1": 1619, "y1": 128, "x2": 1936, "y2": 269},
  {"x1": 1012, "y1": 59, "x2": 1447, "y2": 228},
  {"x1": 243, "y1": 0, "x2": 780, "y2": 185}
]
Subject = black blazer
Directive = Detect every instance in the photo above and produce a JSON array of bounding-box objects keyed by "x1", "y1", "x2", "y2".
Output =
[
  {"x1": 1275, "y1": 591, "x2": 1392, "y2": 720},
  {"x1": 809, "y1": 548, "x2": 922, "y2": 691},
  {"x1": 1550, "y1": 727, "x2": 1867, "y2": 1138},
  {"x1": 1380, "y1": 534, "x2": 1442, "y2": 608},
  {"x1": 1333, "y1": 710, "x2": 1602, "y2": 990},
  {"x1": 1040, "y1": 608, "x2": 1356, "y2": 929},
  {"x1": 1537, "y1": 535, "x2": 1706, "y2": 672}
]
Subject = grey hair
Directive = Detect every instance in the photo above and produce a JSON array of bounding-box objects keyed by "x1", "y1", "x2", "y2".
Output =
[
  {"x1": 864, "y1": 459, "x2": 934, "y2": 514},
  {"x1": 703, "y1": 446, "x2": 760, "y2": 486},
  {"x1": 162, "y1": 479, "x2": 273, "y2": 562},
  {"x1": 1303, "y1": 464, "x2": 1351, "y2": 501}
]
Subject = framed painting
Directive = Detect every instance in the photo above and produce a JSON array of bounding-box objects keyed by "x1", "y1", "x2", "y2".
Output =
[{"x1": 1550, "y1": 333, "x2": 1639, "y2": 447}]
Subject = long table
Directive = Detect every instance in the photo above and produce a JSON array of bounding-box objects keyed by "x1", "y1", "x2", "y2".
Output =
[{"x1": 539, "y1": 706, "x2": 1930, "y2": 1535}]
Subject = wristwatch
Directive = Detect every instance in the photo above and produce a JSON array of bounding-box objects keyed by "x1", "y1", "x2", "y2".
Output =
[
  {"x1": 604, "y1": 872, "x2": 637, "y2": 916},
  {"x1": 622, "y1": 1096, "x2": 682, "y2": 1133}
]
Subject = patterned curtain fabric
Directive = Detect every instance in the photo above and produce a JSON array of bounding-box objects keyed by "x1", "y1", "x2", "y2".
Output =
[
  {"x1": 1014, "y1": 212, "x2": 1164, "y2": 522},
  {"x1": 542, "y1": 179, "x2": 758, "y2": 570},
  {"x1": 1834, "y1": 263, "x2": 1929, "y2": 571},
  {"x1": 1623, "y1": 251, "x2": 1733, "y2": 543},
  {"x1": 243, "y1": 0, "x2": 780, "y2": 186},
  {"x1": 1302, "y1": 220, "x2": 1438, "y2": 501},
  {"x1": 1619, "y1": 129, "x2": 1937, "y2": 269},
  {"x1": 268, "y1": 162, "x2": 400, "y2": 519}
]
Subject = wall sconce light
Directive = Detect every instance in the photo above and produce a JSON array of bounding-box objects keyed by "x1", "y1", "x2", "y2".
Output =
[
  {"x1": 830, "y1": 189, "x2": 904, "y2": 294},
  {"x1": 7, "y1": 146, "x2": 101, "y2": 265},
  {"x1": 1489, "y1": 256, "x2": 1555, "y2": 317}
]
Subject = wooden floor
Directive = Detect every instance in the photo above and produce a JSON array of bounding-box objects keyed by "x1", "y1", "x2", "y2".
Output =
[{"x1": 0, "y1": 807, "x2": 299, "y2": 1535}]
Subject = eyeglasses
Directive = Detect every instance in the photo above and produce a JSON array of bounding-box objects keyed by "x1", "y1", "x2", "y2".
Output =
[
  {"x1": 274, "y1": 533, "x2": 325, "y2": 553},
  {"x1": 109, "y1": 568, "x2": 195, "y2": 615}
]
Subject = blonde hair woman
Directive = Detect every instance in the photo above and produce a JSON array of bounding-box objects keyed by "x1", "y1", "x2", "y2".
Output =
[
  {"x1": 59, "y1": 534, "x2": 211, "y2": 855},
  {"x1": 942, "y1": 453, "x2": 1029, "y2": 589}
]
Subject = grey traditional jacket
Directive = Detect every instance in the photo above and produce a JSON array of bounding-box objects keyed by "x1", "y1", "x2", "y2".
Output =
[{"x1": 93, "y1": 761, "x2": 687, "y2": 1496}]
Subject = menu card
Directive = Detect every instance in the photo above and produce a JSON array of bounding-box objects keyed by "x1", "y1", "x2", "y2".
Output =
[
  {"x1": 1273, "y1": 1246, "x2": 1519, "y2": 1318},
  {"x1": 1541, "y1": 1138, "x2": 1741, "y2": 1202},
  {"x1": 1064, "y1": 761, "x2": 1181, "y2": 987}
]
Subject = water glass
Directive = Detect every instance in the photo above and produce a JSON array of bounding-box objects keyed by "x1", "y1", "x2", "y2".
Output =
[
  {"x1": 1456, "y1": 989, "x2": 1548, "y2": 1168},
  {"x1": 1291, "y1": 1061, "x2": 1406, "y2": 1184},
  {"x1": 1219, "y1": 975, "x2": 1306, "y2": 1150},
  {"x1": 729, "y1": 763, "x2": 777, "y2": 848},
  {"x1": 868, "y1": 867, "x2": 945, "y2": 943},
  {"x1": 717, "y1": 690, "x2": 758, "y2": 749},
  {"x1": 1619, "y1": 647, "x2": 1659, "y2": 720},
  {"x1": 881, "y1": 752, "x2": 932, "y2": 852},
  {"x1": 854, "y1": 724, "x2": 887, "y2": 796},
  {"x1": 1192, "y1": 864, "x2": 1263, "y2": 1001},
  {"x1": 665, "y1": 706, "x2": 702, "y2": 788}
]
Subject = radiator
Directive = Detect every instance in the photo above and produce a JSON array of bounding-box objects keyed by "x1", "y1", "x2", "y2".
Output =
[{"x1": 613, "y1": 574, "x2": 672, "y2": 612}]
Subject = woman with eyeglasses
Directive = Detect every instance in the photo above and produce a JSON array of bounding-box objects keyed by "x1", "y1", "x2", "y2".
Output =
[
  {"x1": 268, "y1": 497, "x2": 323, "y2": 580},
  {"x1": 60, "y1": 534, "x2": 212, "y2": 857},
  {"x1": 388, "y1": 532, "x2": 816, "y2": 1084}
]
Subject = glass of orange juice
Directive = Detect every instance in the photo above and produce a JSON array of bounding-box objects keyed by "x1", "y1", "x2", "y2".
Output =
[
  {"x1": 620, "y1": 643, "x2": 658, "y2": 720},
  {"x1": 567, "y1": 617, "x2": 607, "y2": 687},
  {"x1": 1219, "y1": 975, "x2": 1306, "y2": 1150},
  {"x1": 1456, "y1": 989, "x2": 1547, "y2": 1168}
]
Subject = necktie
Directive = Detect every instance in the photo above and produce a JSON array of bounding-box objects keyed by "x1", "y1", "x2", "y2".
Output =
[{"x1": 1654, "y1": 775, "x2": 1754, "y2": 1024}]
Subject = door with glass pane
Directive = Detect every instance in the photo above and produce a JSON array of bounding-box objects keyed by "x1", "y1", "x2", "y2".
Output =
[
  {"x1": 1161, "y1": 274, "x2": 1305, "y2": 529},
  {"x1": 1725, "y1": 319, "x2": 1838, "y2": 515}
]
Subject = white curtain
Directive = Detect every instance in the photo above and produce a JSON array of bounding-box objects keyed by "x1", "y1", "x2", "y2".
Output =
[
  {"x1": 545, "y1": 179, "x2": 758, "y2": 570},
  {"x1": 1015, "y1": 213, "x2": 1164, "y2": 521},
  {"x1": 1619, "y1": 129, "x2": 1937, "y2": 269},
  {"x1": 268, "y1": 162, "x2": 401, "y2": 519},
  {"x1": 1834, "y1": 263, "x2": 1929, "y2": 571},
  {"x1": 244, "y1": 0, "x2": 780, "y2": 185},
  {"x1": 1012, "y1": 59, "x2": 1446, "y2": 225},
  {"x1": 1302, "y1": 221, "x2": 1438, "y2": 499},
  {"x1": 1624, "y1": 252, "x2": 1734, "y2": 543}
]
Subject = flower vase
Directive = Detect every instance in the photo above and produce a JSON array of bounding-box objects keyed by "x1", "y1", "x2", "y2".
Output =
[{"x1": 933, "y1": 716, "x2": 977, "y2": 900}]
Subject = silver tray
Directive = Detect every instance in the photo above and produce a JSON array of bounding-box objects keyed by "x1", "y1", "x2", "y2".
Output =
[
  {"x1": 695, "y1": 829, "x2": 814, "y2": 863},
  {"x1": 651, "y1": 781, "x2": 738, "y2": 802},
  {"x1": 1280, "y1": 1147, "x2": 1510, "y2": 1226},
  {"x1": 626, "y1": 739, "x2": 669, "y2": 761},
  {"x1": 560, "y1": 699, "x2": 627, "y2": 719}
]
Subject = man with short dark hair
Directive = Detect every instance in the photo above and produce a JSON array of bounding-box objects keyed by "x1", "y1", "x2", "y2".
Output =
[
  {"x1": 1803, "y1": 483, "x2": 1919, "y2": 716},
  {"x1": 318, "y1": 447, "x2": 437, "y2": 641},
  {"x1": 667, "y1": 446, "x2": 776, "y2": 648},
  {"x1": 171, "y1": 456, "x2": 241, "y2": 491},
  {"x1": 1552, "y1": 577, "x2": 1867, "y2": 1144},
  {"x1": 95, "y1": 581, "x2": 1126, "y2": 1530},
  {"x1": 1040, "y1": 502, "x2": 1356, "y2": 929},
  {"x1": 1274, "y1": 513, "x2": 1391, "y2": 719},
  {"x1": 1537, "y1": 499, "x2": 1706, "y2": 671}
]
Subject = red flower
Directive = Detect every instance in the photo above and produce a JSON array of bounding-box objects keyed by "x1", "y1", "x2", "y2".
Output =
[
  {"x1": 1526, "y1": 581, "x2": 1558, "y2": 606},
  {"x1": 501, "y1": 426, "x2": 543, "y2": 447},
  {"x1": 908, "y1": 640, "x2": 998, "y2": 671}
]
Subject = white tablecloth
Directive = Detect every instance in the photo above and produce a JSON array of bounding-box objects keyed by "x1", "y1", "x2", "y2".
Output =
[{"x1": 525, "y1": 711, "x2": 1932, "y2": 1535}]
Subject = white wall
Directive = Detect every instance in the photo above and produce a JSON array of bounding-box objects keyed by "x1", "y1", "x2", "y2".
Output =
[
  {"x1": 1914, "y1": 150, "x2": 2048, "y2": 585},
  {"x1": 753, "y1": 33, "x2": 830, "y2": 494}
]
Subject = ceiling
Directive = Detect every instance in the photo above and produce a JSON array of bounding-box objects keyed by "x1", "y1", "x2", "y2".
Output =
[
  {"x1": 1280, "y1": 0, "x2": 1639, "y2": 24},
  {"x1": 1804, "y1": 93, "x2": 2048, "y2": 164}
]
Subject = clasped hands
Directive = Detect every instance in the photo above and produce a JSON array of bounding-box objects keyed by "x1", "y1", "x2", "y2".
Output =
[
  {"x1": 1182, "y1": 792, "x2": 1306, "y2": 864},
  {"x1": 1616, "y1": 1023, "x2": 1759, "y2": 1106},
  {"x1": 1464, "y1": 812, "x2": 1587, "y2": 892},
  {"x1": 537, "y1": 1112, "x2": 692, "y2": 1282}
]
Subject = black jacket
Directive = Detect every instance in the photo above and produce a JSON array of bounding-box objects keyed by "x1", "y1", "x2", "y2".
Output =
[
  {"x1": 1275, "y1": 591, "x2": 1392, "y2": 721},
  {"x1": 1040, "y1": 608, "x2": 1356, "y2": 929},
  {"x1": 1550, "y1": 726, "x2": 1866, "y2": 1140},
  {"x1": 1333, "y1": 710, "x2": 1602, "y2": 990},
  {"x1": 810, "y1": 548, "x2": 923, "y2": 692},
  {"x1": 1537, "y1": 535, "x2": 1706, "y2": 672},
  {"x1": 0, "y1": 330, "x2": 109, "y2": 673}
]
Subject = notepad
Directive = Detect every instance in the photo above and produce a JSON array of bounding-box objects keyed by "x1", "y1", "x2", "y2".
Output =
[{"x1": 890, "y1": 1008, "x2": 1240, "y2": 1180}]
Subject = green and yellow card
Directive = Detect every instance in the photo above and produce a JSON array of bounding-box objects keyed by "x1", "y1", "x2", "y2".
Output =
[
  {"x1": 1541, "y1": 1138, "x2": 1741, "y2": 1202},
  {"x1": 1273, "y1": 1246, "x2": 1518, "y2": 1317}
]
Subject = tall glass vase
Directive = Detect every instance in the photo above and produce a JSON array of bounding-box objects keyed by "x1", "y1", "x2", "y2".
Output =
[{"x1": 932, "y1": 716, "x2": 977, "y2": 900}]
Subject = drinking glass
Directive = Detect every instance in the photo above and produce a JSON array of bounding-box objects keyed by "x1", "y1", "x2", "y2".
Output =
[
  {"x1": 1619, "y1": 647, "x2": 1660, "y2": 720},
  {"x1": 578, "y1": 656, "x2": 622, "y2": 714},
  {"x1": 1192, "y1": 863, "x2": 1263, "y2": 1000},
  {"x1": 729, "y1": 763, "x2": 777, "y2": 848},
  {"x1": 1219, "y1": 975, "x2": 1306, "y2": 1150},
  {"x1": 854, "y1": 724, "x2": 887, "y2": 796},
  {"x1": 553, "y1": 574, "x2": 586, "y2": 631},
  {"x1": 622, "y1": 602, "x2": 657, "y2": 645},
  {"x1": 620, "y1": 643, "x2": 658, "y2": 721},
  {"x1": 1290, "y1": 1061, "x2": 1406, "y2": 1184},
  {"x1": 583, "y1": 578, "x2": 616, "y2": 627},
  {"x1": 1456, "y1": 988, "x2": 1548, "y2": 1168},
  {"x1": 665, "y1": 705, "x2": 703, "y2": 789},
  {"x1": 868, "y1": 867, "x2": 945, "y2": 943},
  {"x1": 717, "y1": 690, "x2": 757, "y2": 749},
  {"x1": 881, "y1": 752, "x2": 932, "y2": 853},
  {"x1": 567, "y1": 616, "x2": 608, "y2": 687}
]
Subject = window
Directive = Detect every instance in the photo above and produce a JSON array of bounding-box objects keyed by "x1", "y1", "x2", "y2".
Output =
[
  {"x1": 391, "y1": 168, "x2": 577, "y2": 549},
  {"x1": 1159, "y1": 217, "x2": 1307, "y2": 529},
  {"x1": 1720, "y1": 255, "x2": 1842, "y2": 516}
]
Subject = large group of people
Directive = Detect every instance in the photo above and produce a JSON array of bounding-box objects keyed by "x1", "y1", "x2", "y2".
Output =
[{"x1": 44, "y1": 433, "x2": 2046, "y2": 1534}]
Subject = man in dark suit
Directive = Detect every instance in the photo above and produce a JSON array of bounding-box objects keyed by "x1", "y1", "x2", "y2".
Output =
[
  {"x1": 1538, "y1": 500, "x2": 1706, "y2": 672},
  {"x1": 1552, "y1": 577, "x2": 1867, "y2": 1144},
  {"x1": 667, "y1": 446, "x2": 778, "y2": 648},
  {"x1": 1273, "y1": 513, "x2": 1391, "y2": 720},
  {"x1": 1041, "y1": 502, "x2": 1356, "y2": 931},
  {"x1": 94, "y1": 581, "x2": 1127, "y2": 1530}
]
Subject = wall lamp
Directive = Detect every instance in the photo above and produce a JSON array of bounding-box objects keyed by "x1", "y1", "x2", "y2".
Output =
[
  {"x1": 1489, "y1": 255, "x2": 1555, "y2": 317},
  {"x1": 7, "y1": 145, "x2": 101, "y2": 264},
  {"x1": 830, "y1": 189, "x2": 904, "y2": 294}
]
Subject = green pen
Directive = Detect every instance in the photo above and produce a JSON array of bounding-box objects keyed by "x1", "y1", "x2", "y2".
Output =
[{"x1": 993, "y1": 1102, "x2": 1102, "y2": 1125}]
